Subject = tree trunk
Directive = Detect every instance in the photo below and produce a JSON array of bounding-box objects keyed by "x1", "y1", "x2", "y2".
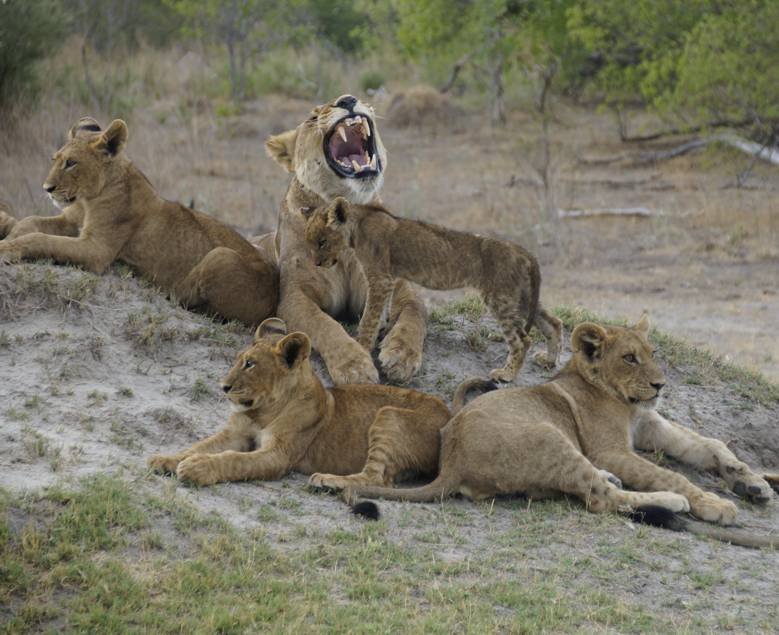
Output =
[{"x1": 490, "y1": 50, "x2": 506, "y2": 125}]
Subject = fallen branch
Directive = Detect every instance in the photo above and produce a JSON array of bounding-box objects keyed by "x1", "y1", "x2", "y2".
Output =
[
  {"x1": 619, "y1": 118, "x2": 753, "y2": 143},
  {"x1": 558, "y1": 207, "x2": 656, "y2": 219}
]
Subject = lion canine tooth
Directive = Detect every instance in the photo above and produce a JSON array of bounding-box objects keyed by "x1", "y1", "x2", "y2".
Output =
[
  {"x1": 351, "y1": 159, "x2": 361, "y2": 171},
  {"x1": 369, "y1": 154, "x2": 377, "y2": 169},
  {"x1": 338, "y1": 126, "x2": 348, "y2": 142},
  {"x1": 362, "y1": 119, "x2": 371, "y2": 137}
]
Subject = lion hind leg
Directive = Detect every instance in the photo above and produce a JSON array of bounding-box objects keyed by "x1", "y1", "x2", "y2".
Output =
[
  {"x1": 532, "y1": 305, "x2": 562, "y2": 369},
  {"x1": 176, "y1": 247, "x2": 278, "y2": 327},
  {"x1": 487, "y1": 299, "x2": 531, "y2": 383},
  {"x1": 309, "y1": 405, "x2": 444, "y2": 491}
]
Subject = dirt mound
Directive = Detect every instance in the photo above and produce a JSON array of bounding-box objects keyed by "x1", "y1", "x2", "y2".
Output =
[{"x1": 385, "y1": 85, "x2": 465, "y2": 130}]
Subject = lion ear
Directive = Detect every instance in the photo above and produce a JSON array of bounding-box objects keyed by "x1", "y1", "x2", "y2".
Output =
[
  {"x1": 327, "y1": 197, "x2": 349, "y2": 225},
  {"x1": 93, "y1": 119, "x2": 128, "y2": 156},
  {"x1": 255, "y1": 317, "x2": 287, "y2": 341},
  {"x1": 265, "y1": 129, "x2": 298, "y2": 172},
  {"x1": 571, "y1": 322, "x2": 607, "y2": 360},
  {"x1": 69, "y1": 117, "x2": 102, "y2": 140},
  {"x1": 274, "y1": 332, "x2": 311, "y2": 369},
  {"x1": 635, "y1": 313, "x2": 650, "y2": 336}
]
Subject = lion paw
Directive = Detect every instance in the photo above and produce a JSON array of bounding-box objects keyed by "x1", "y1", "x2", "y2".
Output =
[
  {"x1": 0, "y1": 243, "x2": 21, "y2": 263},
  {"x1": 378, "y1": 330, "x2": 422, "y2": 385},
  {"x1": 328, "y1": 342, "x2": 379, "y2": 385},
  {"x1": 148, "y1": 454, "x2": 182, "y2": 475},
  {"x1": 652, "y1": 492, "x2": 690, "y2": 513},
  {"x1": 488, "y1": 367, "x2": 517, "y2": 384},
  {"x1": 726, "y1": 468, "x2": 774, "y2": 503},
  {"x1": 308, "y1": 473, "x2": 351, "y2": 491},
  {"x1": 690, "y1": 492, "x2": 738, "y2": 525},
  {"x1": 532, "y1": 351, "x2": 557, "y2": 370},
  {"x1": 177, "y1": 454, "x2": 219, "y2": 486}
]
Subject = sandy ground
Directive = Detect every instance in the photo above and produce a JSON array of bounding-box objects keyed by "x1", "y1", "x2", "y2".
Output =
[{"x1": 1, "y1": 263, "x2": 778, "y2": 629}]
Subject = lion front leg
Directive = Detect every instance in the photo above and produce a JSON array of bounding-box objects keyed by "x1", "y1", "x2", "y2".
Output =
[
  {"x1": 378, "y1": 279, "x2": 426, "y2": 384},
  {"x1": 279, "y1": 284, "x2": 378, "y2": 385},
  {"x1": 632, "y1": 409, "x2": 774, "y2": 503},
  {"x1": 356, "y1": 274, "x2": 394, "y2": 353},
  {"x1": 593, "y1": 449, "x2": 738, "y2": 524},
  {"x1": 0, "y1": 233, "x2": 116, "y2": 273},
  {"x1": 177, "y1": 448, "x2": 290, "y2": 486},
  {"x1": 148, "y1": 426, "x2": 254, "y2": 475}
]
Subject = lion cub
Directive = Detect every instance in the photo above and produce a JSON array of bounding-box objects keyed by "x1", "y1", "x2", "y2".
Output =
[
  {"x1": 148, "y1": 318, "x2": 451, "y2": 489},
  {"x1": 303, "y1": 197, "x2": 561, "y2": 382},
  {"x1": 0, "y1": 117, "x2": 277, "y2": 326}
]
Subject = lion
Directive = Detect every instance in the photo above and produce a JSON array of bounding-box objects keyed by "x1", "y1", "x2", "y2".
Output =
[
  {"x1": 0, "y1": 117, "x2": 278, "y2": 326},
  {"x1": 261, "y1": 95, "x2": 428, "y2": 385},
  {"x1": 342, "y1": 315, "x2": 778, "y2": 545},
  {"x1": 303, "y1": 196, "x2": 565, "y2": 382},
  {"x1": 148, "y1": 318, "x2": 455, "y2": 490}
]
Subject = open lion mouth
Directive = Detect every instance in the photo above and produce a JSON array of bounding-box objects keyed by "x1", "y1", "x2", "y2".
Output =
[{"x1": 324, "y1": 114, "x2": 380, "y2": 179}]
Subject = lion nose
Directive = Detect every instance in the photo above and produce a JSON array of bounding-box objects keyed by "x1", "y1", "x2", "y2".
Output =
[
  {"x1": 651, "y1": 382, "x2": 665, "y2": 393},
  {"x1": 335, "y1": 95, "x2": 357, "y2": 111},
  {"x1": 43, "y1": 183, "x2": 55, "y2": 193},
  {"x1": 221, "y1": 384, "x2": 232, "y2": 393}
]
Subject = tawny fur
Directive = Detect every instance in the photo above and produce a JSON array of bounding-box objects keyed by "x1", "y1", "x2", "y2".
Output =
[
  {"x1": 304, "y1": 197, "x2": 562, "y2": 382},
  {"x1": 259, "y1": 96, "x2": 427, "y2": 385},
  {"x1": 148, "y1": 319, "x2": 450, "y2": 489},
  {"x1": 0, "y1": 117, "x2": 277, "y2": 326},
  {"x1": 348, "y1": 315, "x2": 775, "y2": 528}
]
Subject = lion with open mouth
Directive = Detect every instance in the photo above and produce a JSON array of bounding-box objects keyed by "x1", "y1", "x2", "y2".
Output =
[{"x1": 260, "y1": 95, "x2": 426, "y2": 385}]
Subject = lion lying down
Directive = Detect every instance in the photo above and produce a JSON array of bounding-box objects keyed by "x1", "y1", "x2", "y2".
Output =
[
  {"x1": 149, "y1": 318, "x2": 455, "y2": 490},
  {"x1": 0, "y1": 117, "x2": 277, "y2": 326},
  {"x1": 342, "y1": 315, "x2": 778, "y2": 547}
]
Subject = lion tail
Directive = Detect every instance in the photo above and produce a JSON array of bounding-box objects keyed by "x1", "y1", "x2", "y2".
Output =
[
  {"x1": 345, "y1": 471, "x2": 460, "y2": 504},
  {"x1": 627, "y1": 505, "x2": 779, "y2": 549},
  {"x1": 451, "y1": 377, "x2": 498, "y2": 414}
]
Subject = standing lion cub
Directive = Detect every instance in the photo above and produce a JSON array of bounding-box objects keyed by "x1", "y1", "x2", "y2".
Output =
[
  {"x1": 148, "y1": 318, "x2": 451, "y2": 489},
  {"x1": 304, "y1": 197, "x2": 561, "y2": 382},
  {"x1": 0, "y1": 117, "x2": 277, "y2": 326}
]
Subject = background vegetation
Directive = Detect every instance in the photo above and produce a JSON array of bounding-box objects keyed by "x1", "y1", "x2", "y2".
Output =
[{"x1": 1, "y1": 0, "x2": 777, "y2": 143}]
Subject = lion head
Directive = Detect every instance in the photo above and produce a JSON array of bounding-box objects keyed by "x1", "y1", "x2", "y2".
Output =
[
  {"x1": 302, "y1": 197, "x2": 351, "y2": 267},
  {"x1": 265, "y1": 94, "x2": 387, "y2": 204},
  {"x1": 220, "y1": 318, "x2": 314, "y2": 415},
  {"x1": 43, "y1": 118, "x2": 128, "y2": 209},
  {"x1": 570, "y1": 314, "x2": 666, "y2": 408}
]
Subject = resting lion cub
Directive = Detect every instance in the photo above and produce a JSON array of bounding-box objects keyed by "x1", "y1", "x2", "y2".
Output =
[
  {"x1": 348, "y1": 315, "x2": 776, "y2": 534},
  {"x1": 304, "y1": 197, "x2": 562, "y2": 382},
  {"x1": 0, "y1": 117, "x2": 277, "y2": 326},
  {"x1": 148, "y1": 318, "x2": 451, "y2": 489}
]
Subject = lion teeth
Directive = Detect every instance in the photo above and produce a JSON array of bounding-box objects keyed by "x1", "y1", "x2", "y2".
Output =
[
  {"x1": 338, "y1": 126, "x2": 348, "y2": 142},
  {"x1": 369, "y1": 154, "x2": 377, "y2": 169},
  {"x1": 351, "y1": 159, "x2": 361, "y2": 171},
  {"x1": 362, "y1": 119, "x2": 370, "y2": 137}
]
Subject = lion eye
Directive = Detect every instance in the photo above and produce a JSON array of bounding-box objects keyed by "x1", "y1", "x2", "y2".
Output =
[
  {"x1": 65, "y1": 158, "x2": 77, "y2": 169},
  {"x1": 243, "y1": 360, "x2": 256, "y2": 370},
  {"x1": 318, "y1": 238, "x2": 327, "y2": 249},
  {"x1": 623, "y1": 354, "x2": 638, "y2": 365}
]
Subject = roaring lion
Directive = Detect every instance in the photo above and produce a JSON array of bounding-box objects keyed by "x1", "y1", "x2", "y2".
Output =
[
  {"x1": 260, "y1": 95, "x2": 427, "y2": 385},
  {"x1": 303, "y1": 196, "x2": 565, "y2": 382},
  {"x1": 0, "y1": 117, "x2": 277, "y2": 326},
  {"x1": 148, "y1": 318, "x2": 454, "y2": 490},
  {"x1": 344, "y1": 315, "x2": 777, "y2": 544}
]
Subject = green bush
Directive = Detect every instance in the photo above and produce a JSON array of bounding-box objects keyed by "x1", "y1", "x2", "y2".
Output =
[
  {"x1": 0, "y1": 0, "x2": 66, "y2": 108},
  {"x1": 359, "y1": 71, "x2": 385, "y2": 93}
]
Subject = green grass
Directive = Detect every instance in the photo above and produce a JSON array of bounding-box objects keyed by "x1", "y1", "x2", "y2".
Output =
[
  {"x1": 552, "y1": 306, "x2": 779, "y2": 407},
  {"x1": 0, "y1": 477, "x2": 688, "y2": 634}
]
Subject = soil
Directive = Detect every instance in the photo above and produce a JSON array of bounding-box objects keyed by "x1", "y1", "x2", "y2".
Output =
[{"x1": 0, "y1": 263, "x2": 778, "y2": 630}]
